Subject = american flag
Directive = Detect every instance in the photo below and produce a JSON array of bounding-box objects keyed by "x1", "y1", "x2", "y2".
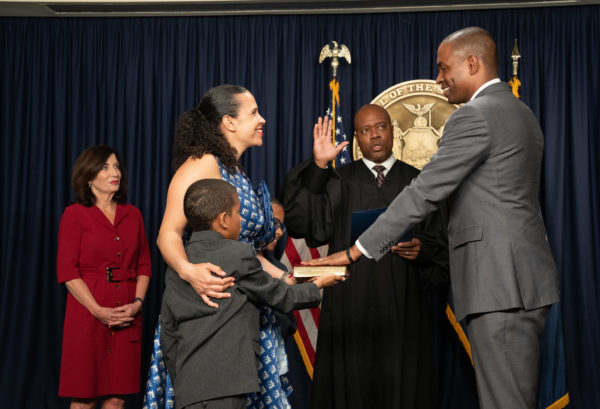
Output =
[
  {"x1": 326, "y1": 79, "x2": 351, "y2": 168},
  {"x1": 279, "y1": 238, "x2": 329, "y2": 378},
  {"x1": 277, "y1": 80, "x2": 351, "y2": 378}
]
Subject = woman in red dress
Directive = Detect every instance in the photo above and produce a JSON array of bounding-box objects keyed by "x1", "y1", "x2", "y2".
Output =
[{"x1": 57, "y1": 145, "x2": 152, "y2": 409}]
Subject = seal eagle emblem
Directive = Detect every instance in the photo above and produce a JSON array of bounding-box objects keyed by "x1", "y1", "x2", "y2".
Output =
[{"x1": 353, "y1": 80, "x2": 460, "y2": 170}]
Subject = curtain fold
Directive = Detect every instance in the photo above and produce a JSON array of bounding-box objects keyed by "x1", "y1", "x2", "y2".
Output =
[{"x1": 1, "y1": 7, "x2": 598, "y2": 408}]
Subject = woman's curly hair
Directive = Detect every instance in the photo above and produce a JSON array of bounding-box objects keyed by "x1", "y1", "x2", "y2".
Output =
[{"x1": 172, "y1": 84, "x2": 249, "y2": 172}]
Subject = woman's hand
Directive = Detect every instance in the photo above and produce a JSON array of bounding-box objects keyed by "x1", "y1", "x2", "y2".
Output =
[
  {"x1": 65, "y1": 278, "x2": 136, "y2": 327},
  {"x1": 391, "y1": 238, "x2": 422, "y2": 260},
  {"x1": 118, "y1": 301, "x2": 142, "y2": 317},
  {"x1": 157, "y1": 155, "x2": 233, "y2": 308},
  {"x1": 91, "y1": 305, "x2": 135, "y2": 328},
  {"x1": 104, "y1": 301, "x2": 143, "y2": 329},
  {"x1": 180, "y1": 262, "x2": 235, "y2": 308},
  {"x1": 313, "y1": 116, "x2": 349, "y2": 169}
]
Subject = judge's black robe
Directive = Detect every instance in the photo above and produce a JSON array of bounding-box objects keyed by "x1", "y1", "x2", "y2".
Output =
[{"x1": 282, "y1": 158, "x2": 449, "y2": 409}]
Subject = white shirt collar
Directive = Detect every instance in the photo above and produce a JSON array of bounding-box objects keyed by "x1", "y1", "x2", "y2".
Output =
[
  {"x1": 470, "y1": 78, "x2": 501, "y2": 101},
  {"x1": 361, "y1": 154, "x2": 396, "y2": 177}
]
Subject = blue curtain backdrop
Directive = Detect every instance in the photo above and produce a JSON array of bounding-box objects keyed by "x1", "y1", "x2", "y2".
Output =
[{"x1": 1, "y1": 6, "x2": 598, "y2": 408}]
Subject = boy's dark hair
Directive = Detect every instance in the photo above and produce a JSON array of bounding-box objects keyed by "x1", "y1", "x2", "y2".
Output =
[{"x1": 184, "y1": 179, "x2": 238, "y2": 231}]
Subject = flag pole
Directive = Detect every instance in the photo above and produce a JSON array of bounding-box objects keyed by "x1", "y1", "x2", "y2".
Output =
[
  {"x1": 329, "y1": 79, "x2": 340, "y2": 166},
  {"x1": 318, "y1": 41, "x2": 351, "y2": 168},
  {"x1": 508, "y1": 39, "x2": 521, "y2": 98}
]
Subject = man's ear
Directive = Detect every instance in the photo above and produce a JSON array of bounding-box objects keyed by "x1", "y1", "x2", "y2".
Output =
[
  {"x1": 221, "y1": 115, "x2": 236, "y2": 133},
  {"x1": 466, "y1": 55, "x2": 480, "y2": 75}
]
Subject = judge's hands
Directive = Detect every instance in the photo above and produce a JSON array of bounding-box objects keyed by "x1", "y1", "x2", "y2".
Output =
[
  {"x1": 181, "y1": 262, "x2": 235, "y2": 308},
  {"x1": 391, "y1": 238, "x2": 422, "y2": 260},
  {"x1": 302, "y1": 244, "x2": 363, "y2": 266},
  {"x1": 313, "y1": 116, "x2": 349, "y2": 169}
]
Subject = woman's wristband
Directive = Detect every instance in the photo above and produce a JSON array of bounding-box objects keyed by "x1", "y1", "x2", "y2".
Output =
[{"x1": 134, "y1": 297, "x2": 144, "y2": 305}]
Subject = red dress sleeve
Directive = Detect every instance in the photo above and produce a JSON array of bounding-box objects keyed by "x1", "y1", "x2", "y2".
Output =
[{"x1": 57, "y1": 205, "x2": 84, "y2": 283}]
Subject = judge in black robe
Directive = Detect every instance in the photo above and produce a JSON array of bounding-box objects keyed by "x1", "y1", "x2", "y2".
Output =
[{"x1": 281, "y1": 104, "x2": 449, "y2": 409}]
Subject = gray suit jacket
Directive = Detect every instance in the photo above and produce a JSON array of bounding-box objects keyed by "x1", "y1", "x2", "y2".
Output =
[
  {"x1": 161, "y1": 230, "x2": 321, "y2": 407},
  {"x1": 359, "y1": 82, "x2": 559, "y2": 320}
]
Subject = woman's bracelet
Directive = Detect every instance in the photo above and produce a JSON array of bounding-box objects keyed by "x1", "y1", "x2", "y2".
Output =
[
  {"x1": 134, "y1": 297, "x2": 144, "y2": 305},
  {"x1": 280, "y1": 271, "x2": 292, "y2": 281}
]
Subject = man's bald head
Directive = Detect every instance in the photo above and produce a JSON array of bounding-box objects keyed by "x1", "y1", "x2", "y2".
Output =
[
  {"x1": 353, "y1": 104, "x2": 394, "y2": 163},
  {"x1": 441, "y1": 27, "x2": 499, "y2": 76},
  {"x1": 354, "y1": 104, "x2": 391, "y2": 130},
  {"x1": 436, "y1": 27, "x2": 500, "y2": 103}
]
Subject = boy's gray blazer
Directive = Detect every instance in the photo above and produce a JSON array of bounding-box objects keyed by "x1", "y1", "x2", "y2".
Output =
[
  {"x1": 161, "y1": 230, "x2": 321, "y2": 408},
  {"x1": 359, "y1": 82, "x2": 559, "y2": 320}
]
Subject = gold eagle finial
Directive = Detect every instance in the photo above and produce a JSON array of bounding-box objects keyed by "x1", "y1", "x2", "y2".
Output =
[{"x1": 319, "y1": 41, "x2": 351, "y2": 78}]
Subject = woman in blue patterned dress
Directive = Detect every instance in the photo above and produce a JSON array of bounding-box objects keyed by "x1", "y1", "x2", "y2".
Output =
[{"x1": 144, "y1": 85, "x2": 297, "y2": 409}]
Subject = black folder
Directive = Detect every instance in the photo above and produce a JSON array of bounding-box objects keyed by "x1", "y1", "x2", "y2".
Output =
[{"x1": 349, "y1": 207, "x2": 412, "y2": 244}]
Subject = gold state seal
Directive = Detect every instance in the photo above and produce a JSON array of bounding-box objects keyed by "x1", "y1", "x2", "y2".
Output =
[{"x1": 353, "y1": 79, "x2": 460, "y2": 170}]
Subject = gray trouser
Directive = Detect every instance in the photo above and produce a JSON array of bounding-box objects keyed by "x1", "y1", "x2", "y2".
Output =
[
  {"x1": 466, "y1": 305, "x2": 551, "y2": 409},
  {"x1": 183, "y1": 395, "x2": 246, "y2": 409}
]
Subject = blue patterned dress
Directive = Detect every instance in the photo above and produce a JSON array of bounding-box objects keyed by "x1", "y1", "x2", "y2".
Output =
[{"x1": 144, "y1": 161, "x2": 292, "y2": 409}]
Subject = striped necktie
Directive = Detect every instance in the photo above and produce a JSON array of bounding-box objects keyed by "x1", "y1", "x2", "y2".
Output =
[{"x1": 373, "y1": 165, "x2": 386, "y2": 188}]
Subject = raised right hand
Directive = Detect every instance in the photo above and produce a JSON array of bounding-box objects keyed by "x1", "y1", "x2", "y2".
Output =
[
  {"x1": 181, "y1": 262, "x2": 235, "y2": 308},
  {"x1": 313, "y1": 116, "x2": 349, "y2": 168}
]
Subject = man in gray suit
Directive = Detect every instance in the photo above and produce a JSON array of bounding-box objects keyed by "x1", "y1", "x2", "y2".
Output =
[{"x1": 309, "y1": 27, "x2": 559, "y2": 409}]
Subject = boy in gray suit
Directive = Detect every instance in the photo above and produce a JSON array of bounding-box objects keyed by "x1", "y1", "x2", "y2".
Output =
[{"x1": 160, "y1": 179, "x2": 344, "y2": 409}]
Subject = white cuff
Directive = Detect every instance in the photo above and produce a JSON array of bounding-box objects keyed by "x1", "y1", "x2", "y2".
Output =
[{"x1": 355, "y1": 240, "x2": 373, "y2": 259}]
